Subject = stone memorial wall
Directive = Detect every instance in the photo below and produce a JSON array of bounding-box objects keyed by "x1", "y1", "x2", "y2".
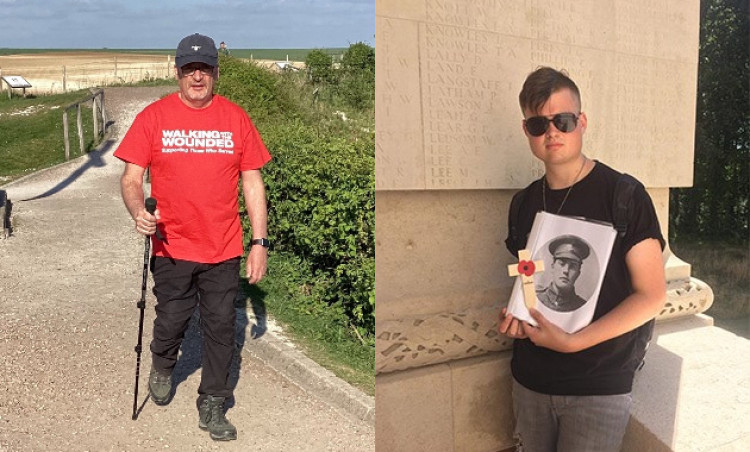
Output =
[{"x1": 375, "y1": 0, "x2": 700, "y2": 191}]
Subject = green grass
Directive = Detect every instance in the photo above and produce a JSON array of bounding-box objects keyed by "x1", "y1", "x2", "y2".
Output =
[
  {"x1": 0, "y1": 90, "x2": 99, "y2": 183},
  {"x1": 241, "y1": 252, "x2": 374, "y2": 395},
  {"x1": 670, "y1": 239, "x2": 749, "y2": 324}
]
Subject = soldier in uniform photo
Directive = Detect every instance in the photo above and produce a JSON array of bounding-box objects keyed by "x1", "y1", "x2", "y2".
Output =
[{"x1": 536, "y1": 235, "x2": 590, "y2": 312}]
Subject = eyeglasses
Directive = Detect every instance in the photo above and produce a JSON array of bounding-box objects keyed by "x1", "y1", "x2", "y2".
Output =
[
  {"x1": 524, "y1": 113, "x2": 579, "y2": 137},
  {"x1": 180, "y1": 64, "x2": 215, "y2": 77}
]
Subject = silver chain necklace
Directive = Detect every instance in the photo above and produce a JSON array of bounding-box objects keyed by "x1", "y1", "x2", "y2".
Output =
[{"x1": 542, "y1": 156, "x2": 588, "y2": 215}]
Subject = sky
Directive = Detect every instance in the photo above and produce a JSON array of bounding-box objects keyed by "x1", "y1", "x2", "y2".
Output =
[{"x1": 0, "y1": 0, "x2": 374, "y2": 49}]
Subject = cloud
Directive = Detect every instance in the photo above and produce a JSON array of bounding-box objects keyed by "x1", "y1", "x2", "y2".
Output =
[{"x1": 0, "y1": 0, "x2": 373, "y2": 48}]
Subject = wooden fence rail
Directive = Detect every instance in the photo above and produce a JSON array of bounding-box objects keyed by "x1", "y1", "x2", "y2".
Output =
[{"x1": 62, "y1": 89, "x2": 106, "y2": 160}]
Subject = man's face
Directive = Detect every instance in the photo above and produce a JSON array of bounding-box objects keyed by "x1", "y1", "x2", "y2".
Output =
[
  {"x1": 522, "y1": 88, "x2": 587, "y2": 167},
  {"x1": 175, "y1": 62, "x2": 217, "y2": 108},
  {"x1": 551, "y1": 257, "x2": 581, "y2": 291}
]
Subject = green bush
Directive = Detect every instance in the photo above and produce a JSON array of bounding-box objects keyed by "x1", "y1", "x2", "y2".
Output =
[
  {"x1": 305, "y1": 49, "x2": 334, "y2": 85},
  {"x1": 341, "y1": 42, "x2": 375, "y2": 73},
  {"x1": 216, "y1": 55, "x2": 300, "y2": 122},
  {"x1": 337, "y1": 71, "x2": 374, "y2": 111},
  {"x1": 254, "y1": 122, "x2": 374, "y2": 338},
  {"x1": 217, "y1": 54, "x2": 375, "y2": 341},
  {"x1": 337, "y1": 43, "x2": 375, "y2": 111},
  {"x1": 298, "y1": 43, "x2": 375, "y2": 113}
]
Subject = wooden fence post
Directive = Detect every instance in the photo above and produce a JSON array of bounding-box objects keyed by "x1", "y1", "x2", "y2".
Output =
[
  {"x1": 63, "y1": 109, "x2": 70, "y2": 160},
  {"x1": 76, "y1": 103, "x2": 84, "y2": 155},
  {"x1": 92, "y1": 97, "x2": 99, "y2": 140},
  {"x1": 62, "y1": 89, "x2": 105, "y2": 160},
  {"x1": 100, "y1": 90, "x2": 107, "y2": 131},
  {"x1": 94, "y1": 90, "x2": 105, "y2": 139}
]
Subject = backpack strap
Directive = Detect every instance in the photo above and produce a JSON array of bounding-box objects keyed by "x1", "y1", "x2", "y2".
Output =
[
  {"x1": 613, "y1": 173, "x2": 639, "y2": 238},
  {"x1": 507, "y1": 173, "x2": 637, "y2": 252},
  {"x1": 505, "y1": 188, "x2": 527, "y2": 257},
  {"x1": 613, "y1": 173, "x2": 652, "y2": 371}
]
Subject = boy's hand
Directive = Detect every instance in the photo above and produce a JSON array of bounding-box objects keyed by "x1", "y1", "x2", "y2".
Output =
[
  {"x1": 498, "y1": 307, "x2": 529, "y2": 339},
  {"x1": 524, "y1": 309, "x2": 579, "y2": 353}
]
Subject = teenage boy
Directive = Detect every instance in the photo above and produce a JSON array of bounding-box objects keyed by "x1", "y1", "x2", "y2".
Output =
[{"x1": 499, "y1": 67, "x2": 666, "y2": 452}]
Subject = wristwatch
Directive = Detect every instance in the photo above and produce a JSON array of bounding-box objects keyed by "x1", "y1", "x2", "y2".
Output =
[{"x1": 251, "y1": 238, "x2": 270, "y2": 248}]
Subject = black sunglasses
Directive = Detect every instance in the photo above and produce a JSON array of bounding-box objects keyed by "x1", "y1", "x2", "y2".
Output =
[
  {"x1": 180, "y1": 63, "x2": 215, "y2": 77},
  {"x1": 524, "y1": 113, "x2": 579, "y2": 137}
]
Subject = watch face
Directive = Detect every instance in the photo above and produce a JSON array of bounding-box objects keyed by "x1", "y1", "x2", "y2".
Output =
[{"x1": 254, "y1": 238, "x2": 270, "y2": 247}]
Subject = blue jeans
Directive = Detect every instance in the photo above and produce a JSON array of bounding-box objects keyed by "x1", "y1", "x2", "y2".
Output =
[{"x1": 512, "y1": 378, "x2": 632, "y2": 452}]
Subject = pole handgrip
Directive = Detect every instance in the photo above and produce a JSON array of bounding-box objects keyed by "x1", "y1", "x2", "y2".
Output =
[
  {"x1": 145, "y1": 197, "x2": 157, "y2": 214},
  {"x1": 144, "y1": 197, "x2": 165, "y2": 241}
]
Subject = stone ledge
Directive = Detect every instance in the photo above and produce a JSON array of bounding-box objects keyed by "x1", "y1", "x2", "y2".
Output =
[
  {"x1": 243, "y1": 320, "x2": 375, "y2": 425},
  {"x1": 376, "y1": 277, "x2": 714, "y2": 374},
  {"x1": 624, "y1": 314, "x2": 750, "y2": 451}
]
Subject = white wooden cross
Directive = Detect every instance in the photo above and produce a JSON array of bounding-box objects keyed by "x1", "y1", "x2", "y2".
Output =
[{"x1": 507, "y1": 249, "x2": 545, "y2": 310}]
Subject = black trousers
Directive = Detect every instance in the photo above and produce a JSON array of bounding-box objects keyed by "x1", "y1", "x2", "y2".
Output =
[{"x1": 150, "y1": 256, "x2": 240, "y2": 399}]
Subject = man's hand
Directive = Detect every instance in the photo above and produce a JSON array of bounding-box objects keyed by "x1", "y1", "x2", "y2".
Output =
[
  {"x1": 134, "y1": 207, "x2": 160, "y2": 236},
  {"x1": 246, "y1": 245, "x2": 268, "y2": 284},
  {"x1": 120, "y1": 163, "x2": 159, "y2": 237}
]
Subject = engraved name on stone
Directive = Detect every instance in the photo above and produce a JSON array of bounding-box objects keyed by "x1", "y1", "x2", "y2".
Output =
[{"x1": 422, "y1": 21, "x2": 514, "y2": 188}]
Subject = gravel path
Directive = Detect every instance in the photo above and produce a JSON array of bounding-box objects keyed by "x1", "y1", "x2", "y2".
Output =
[{"x1": 0, "y1": 86, "x2": 374, "y2": 451}]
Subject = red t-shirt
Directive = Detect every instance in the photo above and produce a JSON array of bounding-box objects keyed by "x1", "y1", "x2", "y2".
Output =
[{"x1": 114, "y1": 93, "x2": 272, "y2": 263}]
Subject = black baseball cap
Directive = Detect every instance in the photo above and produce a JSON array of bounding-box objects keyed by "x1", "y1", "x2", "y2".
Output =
[{"x1": 176, "y1": 33, "x2": 218, "y2": 68}]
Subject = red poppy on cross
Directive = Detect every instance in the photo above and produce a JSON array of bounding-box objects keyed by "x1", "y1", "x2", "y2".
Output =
[{"x1": 507, "y1": 249, "x2": 545, "y2": 309}]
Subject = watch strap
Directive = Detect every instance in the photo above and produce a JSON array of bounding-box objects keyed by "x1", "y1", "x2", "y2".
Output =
[{"x1": 251, "y1": 238, "x2": 270, "y2": 248}]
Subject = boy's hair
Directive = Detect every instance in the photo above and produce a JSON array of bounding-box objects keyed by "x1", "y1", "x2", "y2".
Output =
[{"x1": 519, "y1": 67, "x2": 582, "y2": 115}]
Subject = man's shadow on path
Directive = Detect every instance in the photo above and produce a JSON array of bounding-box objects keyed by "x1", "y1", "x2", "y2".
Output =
[
  {"x1": 21, "y1": 137, "x2": 116, "y2": 202},
  {"x1": 170, "y1": 278, "x2": 268, "y2": 409}
]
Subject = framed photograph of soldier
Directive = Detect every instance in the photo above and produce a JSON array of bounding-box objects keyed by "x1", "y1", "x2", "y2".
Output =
[{"x1": 507, "y1": 211, "x2": 617, "y2": 333}]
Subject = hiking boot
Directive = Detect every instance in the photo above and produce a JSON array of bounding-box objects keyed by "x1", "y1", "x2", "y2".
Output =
[
  {"x1": 198, "y1": 395, "x2": 237, "y2": 441},
  {"x1": 148, "y1": 368, "x2": 172, "y2": 406}
]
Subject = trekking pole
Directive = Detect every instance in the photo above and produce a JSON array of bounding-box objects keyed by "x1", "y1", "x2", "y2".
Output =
[{"x1": 132, "y1": 197, "x2": 157, "y2": 420}]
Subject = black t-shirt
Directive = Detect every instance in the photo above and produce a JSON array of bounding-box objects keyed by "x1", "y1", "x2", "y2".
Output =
[{"x1": 506, "y1": 161, "x2": 665, "y2": 395}]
